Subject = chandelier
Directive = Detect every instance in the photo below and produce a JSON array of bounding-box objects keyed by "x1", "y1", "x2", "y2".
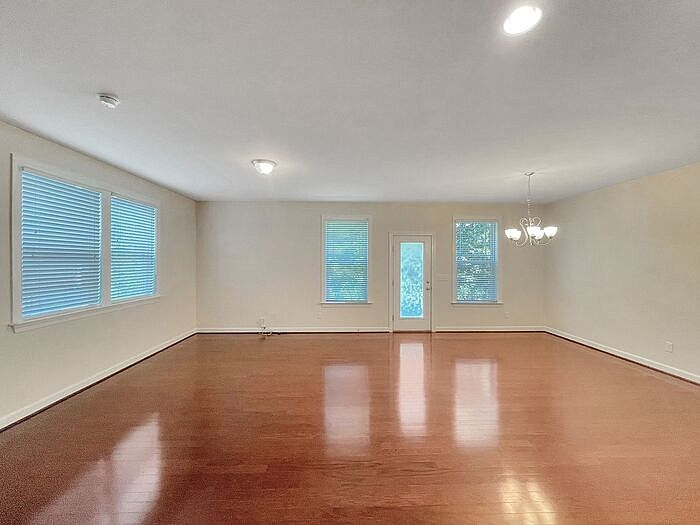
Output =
[{"x1": 505, "y1": 172, "x2": 558, "y2": 246}]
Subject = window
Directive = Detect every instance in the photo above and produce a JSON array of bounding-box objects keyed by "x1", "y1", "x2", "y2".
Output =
[
  {"x1": 454, "y1": 220, "x2": 499, "y2": 303},
  {"x1": 323, "y1": 218, "x2": 369, "y2": 303},
  {"x1": 110, "y1": 196, "x2": 158, "y2": 301},
  {"x1": 12, "y1": 160, "x2": 160, "y2": 329},
  {"x1": 19, "y1": 169, "x2": 103, "y2": 318}
]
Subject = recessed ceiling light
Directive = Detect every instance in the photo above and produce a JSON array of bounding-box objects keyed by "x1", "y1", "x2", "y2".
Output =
[
  {"x1": 97, "y1": 93, "x2": 120, "y2": 109},
  {"x1": 251, "y1": 159, "x2": 277, "y2": 175},
  {"x1": 504, "y1": 5, "x2": 542, "y2": 35}
]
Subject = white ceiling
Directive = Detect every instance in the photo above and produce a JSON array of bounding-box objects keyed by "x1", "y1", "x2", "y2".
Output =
[{"x1": 1, "y1": 1, "x2": 699, "y2": 202}]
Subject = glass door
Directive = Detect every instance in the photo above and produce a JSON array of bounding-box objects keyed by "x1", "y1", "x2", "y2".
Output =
[{"x1": 392, "y1": 235, "x2": 432, "y2": 331}]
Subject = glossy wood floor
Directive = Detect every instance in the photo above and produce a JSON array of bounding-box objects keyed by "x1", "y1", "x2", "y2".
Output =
[{"x1": 1, "y1": 333, "x2": 699, "y2": 524}]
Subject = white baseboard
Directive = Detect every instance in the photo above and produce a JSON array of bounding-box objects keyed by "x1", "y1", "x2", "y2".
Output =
[
  {"x1": 435, "y1": 325, "x2": 545, "y2": 332},
  {"x1": 199, "y1": 326, "x2": 544, "y2": 334},
  {"x1": 0, "y1": 328, "x2": 196, "y2": 431},
  {"x1": 198, "y1": 326, "x2": 391, "y2": 334},
  {"x1": 544, "y1": 326, "x2": 699, "y2": 384}
]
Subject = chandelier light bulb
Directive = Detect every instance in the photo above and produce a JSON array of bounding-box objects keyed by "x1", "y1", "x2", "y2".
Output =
[
  {"x1": 543, "y1": 226, "x2": 558, "y2": 238},
  {"x1": 505, "y1": 228, "x2": 519, "y2": 240},
  {"x1": 526, "y1": 225, "x2": 541, "y2": 236}
]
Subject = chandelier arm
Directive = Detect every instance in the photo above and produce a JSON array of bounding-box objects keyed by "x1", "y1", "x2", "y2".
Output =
[{"x1": 515, "y1": 217, "x2": 530, "y2": 247}]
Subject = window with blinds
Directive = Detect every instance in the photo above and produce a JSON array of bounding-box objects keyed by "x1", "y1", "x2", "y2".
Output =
[
  {"x1": 110, "y1": 196, "x2": 157, "y2": 301},
  {"x1": 20, "y1": 170, "x2": 103, "y2": 318},
  {"x1": 454, "y1": 220, "x2": 499, "y2": 302},
  {"x1": 323, "y1": 218, "x2": 369, "y2": 303}
]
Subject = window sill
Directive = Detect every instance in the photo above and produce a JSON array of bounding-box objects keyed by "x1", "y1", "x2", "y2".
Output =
[
  {"x1": 451, "y1": 301, "x2": 504, "y2": 306},
  {"x1": 319, "y1": 301, "x2": 374, "y2": 307},
  {"x1": 10, "y1": 294, "x2": 161, "y2": 333}
]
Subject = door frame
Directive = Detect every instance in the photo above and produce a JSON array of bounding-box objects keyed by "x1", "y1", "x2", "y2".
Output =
[{"x1": 388, "y1": 232, "x2": 435, "y2": 332}]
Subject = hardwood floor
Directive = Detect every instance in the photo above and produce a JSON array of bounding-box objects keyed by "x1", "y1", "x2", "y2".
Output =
[{"x1": 1, "y1": 333, "x2": 698, "y2": 524}]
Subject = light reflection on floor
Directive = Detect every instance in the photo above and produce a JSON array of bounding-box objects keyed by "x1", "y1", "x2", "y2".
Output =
[
  {"x1": 323, "y1": 364, "x2": 370, "y2": 457},
  {"x1": 30, "y1": 414, "x2": 161, "y2": 524},
  {"x1": 398, "y1": 342, "x2": 426, "y2": 436},
  {"x1": 499, "y1": 468, "x2": 557, "y2": 524},
  {"x1": 453, "y1": 359, "x2": 499, "y2": 448}
]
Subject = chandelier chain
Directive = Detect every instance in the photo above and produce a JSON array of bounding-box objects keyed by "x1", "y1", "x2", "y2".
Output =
[{"x1": 526, "y1": 172, "x2": 534, "y2": 223}]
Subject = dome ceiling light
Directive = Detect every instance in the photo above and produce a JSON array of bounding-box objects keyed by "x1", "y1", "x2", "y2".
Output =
[
  {"x1": 504, "y1": 5, "x2": 543, "y2": 35},
  {"x1": 251, "y1": 159, "x2": 277, "y2": 175}
]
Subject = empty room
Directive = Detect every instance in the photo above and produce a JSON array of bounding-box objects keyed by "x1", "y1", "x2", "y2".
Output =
[{"x1": 1, "y1": 1, "x2": 699, "y2": 524}]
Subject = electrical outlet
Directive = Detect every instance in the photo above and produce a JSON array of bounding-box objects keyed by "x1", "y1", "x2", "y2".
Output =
[
  {"x1": 665, "y1": 341, "x2": 674, "y2": 353},
  {"x1": 258, "y1": 317, "x2": 265, "y2": 328}
]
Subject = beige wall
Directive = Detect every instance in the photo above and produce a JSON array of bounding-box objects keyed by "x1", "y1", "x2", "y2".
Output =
[
  {"x1": 545, "y1": 162, "x2": 700, "y2": 381},
  {"x1": 3, "y1": 119, "x2": 696, "y2": 429},
  {"x1": 0, "y1": 122, "x2": 197, "y2": 426},
  {"x1": 197, "y1": 201, "x2": 546, "y2": 331}
]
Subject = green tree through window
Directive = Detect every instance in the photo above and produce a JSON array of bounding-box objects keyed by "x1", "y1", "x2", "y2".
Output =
[
  {"x1": 324, "y1": 219, "x2": 369, "y2": 302},
  {"x1": 455, "y1": 221, "x2": 498, "y2": 302},
  {"x1": 400, "y1": 242, "x2": 423, "y2": 318}
]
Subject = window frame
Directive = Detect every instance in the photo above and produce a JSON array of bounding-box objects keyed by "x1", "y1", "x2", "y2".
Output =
[
  {"x1": 451, "y1": 217, "x2": 503, "y2": 305},
  {"x1": 320, "y1": 215, "x2": 372, "y2": 305},
  {"x1": 10, "y1": 155, "x2": 160, "y2": 332}
]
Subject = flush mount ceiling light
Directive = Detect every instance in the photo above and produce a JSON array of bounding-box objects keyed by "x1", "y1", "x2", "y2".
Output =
[
  {"x1": 97, "y1": 93, "x2": 120, "y2": 109},
  {"x1": 504, "y1": 172, "x2": 558, "y2": 246},
  {"x1": 251, "y1": 159, "x2": 277, "y2": 175},
  {"x1": 503, "y1": 5, "x2": 543, "y2": 35}
]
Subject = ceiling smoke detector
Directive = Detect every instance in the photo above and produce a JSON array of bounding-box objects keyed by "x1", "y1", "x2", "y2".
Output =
[{"x1": 97, "y1": 93, "x2": 120, "y2": 109}]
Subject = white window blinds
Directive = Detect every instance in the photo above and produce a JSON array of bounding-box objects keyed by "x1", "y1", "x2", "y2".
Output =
[
  {"x1": 20, "y1": 170, "x2": 103, "y2": 318},
  {"x1": 324, "y1": 218, "x2": 369, "y2": 303},
  {"x1": 455, "y1": 220, "x2": 498, "y2": 302},
  {"x1": 110, "y1": 196, "x2": 157, "y2": 301}
]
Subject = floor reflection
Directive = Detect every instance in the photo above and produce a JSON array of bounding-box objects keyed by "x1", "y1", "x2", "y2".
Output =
[
  {"x1": 324, "y1": 364, "x2": 369, "y2": 457},
  {"x1": 453, "y1": 359, "x2": 499, "y2": 448},
  {"x1": 398, "y1": 342, "x2": 426, "y2": 436},
  {"x1": 6, "y1": 333, "x2": 699, "y2": 522},
  {"x1": 499, "y1": 468, "x2": 557, "y2": 524},
  {"x1": 30, "y1": 414, "x2": 161, "y2": 524}
]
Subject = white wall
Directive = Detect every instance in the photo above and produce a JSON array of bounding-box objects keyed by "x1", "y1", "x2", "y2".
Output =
[
  {"x1": 545, "y1": 161, "x2": 700, "y2": 381},
  {"x1": 197, "y1": 201, "x2": 546, "y2": 331},
  {"x1": 0, "y1": 121, "x2": 197, "y2": 427}
]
